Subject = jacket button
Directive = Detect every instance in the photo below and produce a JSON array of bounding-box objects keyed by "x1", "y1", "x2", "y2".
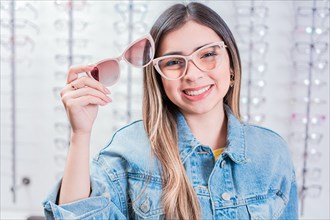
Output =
[
  {"x1": 220, "y1": 160, "x2": 226, "y2": 168},
  {"x1": 140, "y1": 197, "x2": 151, "y2": 213},
  {"x1": 221, "y1": 192, "x2": 231, "y2": 201}
]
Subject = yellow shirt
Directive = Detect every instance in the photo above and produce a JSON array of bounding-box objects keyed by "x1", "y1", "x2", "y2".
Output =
[{"x1": 213, "y1": 148, "x2": 225, "y2": 160}]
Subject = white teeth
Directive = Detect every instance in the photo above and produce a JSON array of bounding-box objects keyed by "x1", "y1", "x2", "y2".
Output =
[{"x1": 184, "y1": 85, "x2": 211, "y2": 96}]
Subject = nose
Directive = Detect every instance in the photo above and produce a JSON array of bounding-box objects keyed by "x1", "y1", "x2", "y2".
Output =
[{"x1": 183, "y1": 60, "x2": 204, "y2": 81}]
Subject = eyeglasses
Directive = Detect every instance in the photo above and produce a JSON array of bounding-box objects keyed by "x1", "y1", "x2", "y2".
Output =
[
  {"x1": 236, "y1": 6, "x2": 269, "y2": 18},
  {"x1": 242, "y1": 114, "x2": 265, "y2": 124},
  {"x1": 291, "y1": 78, "x2": 327, "y2": 88},
  {"x1": 306, "y1": 148, "x2": 322, "y2": 162},
  {"x1": 241, "y1": 79, "x2": 266, "y2": 91},
  {"x1": 54, "y1": 122, "x2": 70, "y2": 134},
  {"x1": 54, "y1": 138, "x2": 69, "y2": 151},
  {"x1": 54, "y1": 19, "x2": 88, "y2": 31},
  {"x1": 235, "y1": 24, "x2": 268, "y2": 43},
  {"x1": 54, "y1": 0, "x2": 88, "y2": 11},
  {"x1": 291, "y1": 97, "x2": 326, "y2": 105},
  {"x1": 291, "y1": 113, "x2": 326, "y2": 125},
  {"x1": 115, "y1": 2, "x2": 148, "y2": 21},
  {"x1": 293, "y1": 42, "x2": 328, "y2": 56},
  {"x1": 88, "y1": 34, "x2": 154, "y2": 86},
  {"x1": 293, "y1": 60, "x2": 328, "y2": 74},
  {"x1": 296, "y1": 6, "x2": 330, "y2": 19},
  {"x1": 54, "y1": 154, "x2": 66, "y2": 167},
  {"x1": 1, "y1": 35, "x2": 35, "y2": 51},
  {"x1": 153, "y1": 41, "x2": 227, "y2": 80},
  {"x1": 1, "y1": 1, "x2": 38, "y2": 18},
  {"x1": 1, "y1": 18, "x2": 40, "y2": 34},
  {"x1": 242, "y1": 61, "x2": 268, "y2": 75},
  {"x1": 300, "y1": 184, "x2": 322, "y2": 199},
  {"x1": 241, "y1": 96, "x2": 266, "y2": 107},
  {"x1": 294, "y1": 25, "x2": 330, "y2": 36},
  {"x1": 289, "y1": 131, "x2": 323, "y2": 145},
  {"x1": 239, "y1": 41, "x2": 269, "y2": 57},
  {"x1": 300, "y1": 167, "x2": 322, "y2": 181},
  {"x1": 55, "y1": 54, "x2": 92, "y2": 65},
  {"x1": 115, "y1": 2, "x2": 148, "y2": 14},
  {"x1": 114, "y1": 20, "x2": 147, "y2": 35}
]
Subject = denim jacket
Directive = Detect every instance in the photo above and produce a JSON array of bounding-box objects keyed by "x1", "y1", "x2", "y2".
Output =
[{"x1": 43, "y1": 105, "x2": 298, "y2": 219}]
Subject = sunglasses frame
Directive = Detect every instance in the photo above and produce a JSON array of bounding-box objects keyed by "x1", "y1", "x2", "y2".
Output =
[
  {"x1": 153, "y1": 41, "x2": 227, "y2": 80},
  {"x1": 88, "y1": 33, "x2": 155, "y2": 86}
]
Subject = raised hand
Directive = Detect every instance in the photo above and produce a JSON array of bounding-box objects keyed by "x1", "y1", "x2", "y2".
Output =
[{"x1": 60, "y1": 64, "x2": 112, "y2": 135}]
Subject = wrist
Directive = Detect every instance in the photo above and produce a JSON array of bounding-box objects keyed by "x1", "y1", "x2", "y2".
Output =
[{"x1": 70, "y1": 131, "x2": 91, "y2": 146}]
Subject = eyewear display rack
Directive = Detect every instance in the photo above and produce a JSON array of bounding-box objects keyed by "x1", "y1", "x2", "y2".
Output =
[
  {"x1": 112, "y1": 0, "x2": 149, "y2": 128},
  {"x1": 234, "y1": 0, "x2": 268, "y2": 125},
  {"x1": 2, "y1": 0, "x2": 35, "y2": 203},
  {"x1": 292, "y1": 0, "x2": 329, "y2": 216},
  {"x1": 8, "y1": 0, "x2": 17, "y2": 203},
  {"x1": 125, "y1": 0, "x2": 134, "y2": 123},
  {"x1": 52, "y1": 0, "x2": 74, "y2": 181}
]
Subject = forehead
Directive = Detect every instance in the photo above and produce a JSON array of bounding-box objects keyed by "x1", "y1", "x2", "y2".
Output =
[{"x1": 158, "y1": 20, "x2": 221, "y2": 56}]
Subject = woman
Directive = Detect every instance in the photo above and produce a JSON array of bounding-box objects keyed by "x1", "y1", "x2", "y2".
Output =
[{"x1": 43, "y1": 2, "x2": 298, "y2": 219}]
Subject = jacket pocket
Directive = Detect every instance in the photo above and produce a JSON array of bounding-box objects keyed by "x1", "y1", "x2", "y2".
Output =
[
  {"x1": 128, "y1": 173, "x2": 164, "y2": 219},
  {"x1": 246, "y1": 190, "x2": 286, "y2": 220}
]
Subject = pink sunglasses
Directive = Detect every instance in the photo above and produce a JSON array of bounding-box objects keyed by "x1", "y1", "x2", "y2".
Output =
[{"x1": 88, "y1": 34, "x2": 155, "y2": 86}]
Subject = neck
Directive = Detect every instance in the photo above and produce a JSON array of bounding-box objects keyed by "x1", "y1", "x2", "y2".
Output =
[{"x1": 183, "y1": 106, "x2": 227, "y2": 150}]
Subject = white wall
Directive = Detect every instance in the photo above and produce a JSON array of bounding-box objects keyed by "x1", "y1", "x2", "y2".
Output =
[{"x1": 1, "y1": 0, "x2": 329, "y2": 219}]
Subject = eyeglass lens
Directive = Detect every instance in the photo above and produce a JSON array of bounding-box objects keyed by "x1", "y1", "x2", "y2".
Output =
[
  {"x1": 90, "y1": 36, "x2": 154, "y2": 86},
  {"x1": 157, "y1": 44, "x2": 223, "y2": 80}
]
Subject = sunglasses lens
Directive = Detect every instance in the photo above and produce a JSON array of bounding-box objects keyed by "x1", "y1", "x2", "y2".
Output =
[
  {"x1": 91, "y1": 60, "x2": 119, "y2": 86},
  {"x1": 124, "y1": 38, "x2": 153, "y2": 67}
]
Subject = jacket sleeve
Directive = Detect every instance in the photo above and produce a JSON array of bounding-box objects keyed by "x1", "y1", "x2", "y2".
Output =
[
  {"x1": 42, "y1": 158, "x2": 127, "y2": 220},
  {"x1": 278, "y1": 174, "x2": 299, "y2": 220}
]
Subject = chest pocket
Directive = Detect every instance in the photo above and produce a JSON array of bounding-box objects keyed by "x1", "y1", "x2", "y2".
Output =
[
  {"x1": 214, "y1": 190, "x2": 286, "y2": 220},
  {"x1": 245, "y1": 190, "x2": 286, "y2": 220},
  {"x1": 128, "y1": 173, "x2": 164, "y2": 219}
]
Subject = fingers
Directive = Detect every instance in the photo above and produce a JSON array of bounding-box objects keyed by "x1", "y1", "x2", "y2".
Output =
[
  {"x1": 66, "y1": 64, "x2": 95, "y2": 84},
  {"x1": 71, "y1": 76, "x2": 109, "y2": 93},
  {"x1": 61, "y1": 76, "x2": 110, "y2": 98},
  {"x1": 66, "y1": 95, "x2": 110, "y2": 109},
  {"x1": 62, "y1": 87, "x2": 112, "y2": 106},
  {"x1": 60, "y1": 64, "x2": 113, "y2": 111}
]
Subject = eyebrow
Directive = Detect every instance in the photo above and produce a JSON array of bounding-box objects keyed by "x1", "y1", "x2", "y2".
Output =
[{"x1": 161, "y1": 43, "x2": 211, "y2": 56}]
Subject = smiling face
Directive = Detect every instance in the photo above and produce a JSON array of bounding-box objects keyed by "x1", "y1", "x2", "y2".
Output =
[{"x1": 157, "y1": 20, "x2": 231, "y2": 117}]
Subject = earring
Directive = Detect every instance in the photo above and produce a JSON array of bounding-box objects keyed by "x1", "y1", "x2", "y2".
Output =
[{"x1": 230, "y1": 71, "x2": 235, "y2": 87}]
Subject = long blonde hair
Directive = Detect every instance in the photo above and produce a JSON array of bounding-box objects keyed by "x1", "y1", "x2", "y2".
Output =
[{"x1": 142, "y1": 2, "x2": 242, "y2": 219}]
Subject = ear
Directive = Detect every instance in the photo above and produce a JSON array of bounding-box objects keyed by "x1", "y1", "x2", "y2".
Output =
[{"x1": 230, "y1": 69, "x2": 235, "y2": 87}]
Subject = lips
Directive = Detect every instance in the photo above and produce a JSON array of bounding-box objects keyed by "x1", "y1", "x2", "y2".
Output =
[{"x1": 183, "y1": 85, "x2": 211, "y2": 96}]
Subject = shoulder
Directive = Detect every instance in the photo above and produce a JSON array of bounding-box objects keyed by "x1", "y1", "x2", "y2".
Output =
[
  {"x1": 109, "y1": 120, "x2": 147, "y2": 144},
  {"x1": 243, "y1": 123, "x2": 293, "y2": 170},
  {"x1": 243, "y1": 123, "x2": 289, "y2": 152},
  {"x1": 244, "y1": 123, "x2": 285, "y2": 140},
  {"x1": 94, "y1": 120, "x2": 158, "y2": 174},
  {"x1": 100, "y1": 119, "x2": 150, "y2": 155}
]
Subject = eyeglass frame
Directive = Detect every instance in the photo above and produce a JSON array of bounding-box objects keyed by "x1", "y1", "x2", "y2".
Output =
[
  {"x1": 153, "y1": 41, "x2": 227, "y2": 80},
  {"x1": 92, "y1": 33, "x2": 155, "y2": 68},
  {"x1": 87, "y1": 34, "x2": 155, "y2": 85}
]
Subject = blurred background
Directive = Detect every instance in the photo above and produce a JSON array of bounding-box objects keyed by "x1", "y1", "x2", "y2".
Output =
[{"x1": 1, "y1": 0, "x2": 329, "y2": 219}]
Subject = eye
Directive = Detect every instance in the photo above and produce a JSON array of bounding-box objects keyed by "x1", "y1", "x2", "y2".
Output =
[
  {"x1": 166, "y1": 59, "x2": 181, "y2": 66},
  {"x1": 201, "y1": 52, "x2": 217, "y2": 58},
  {"x1": 160, "y1": 58, "x2": 185, "y2": 69}
]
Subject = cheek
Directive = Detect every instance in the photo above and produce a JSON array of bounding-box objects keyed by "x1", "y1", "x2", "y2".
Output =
[
  {"x1": 210, "y1": 69, "x2": 230, "y2": 85},
  {"x1": 218, "y1": 55, "x2": 231, "y2": 88},
  {"x1": 161, "y1": 79, "x2": 178, "y2": 99}
]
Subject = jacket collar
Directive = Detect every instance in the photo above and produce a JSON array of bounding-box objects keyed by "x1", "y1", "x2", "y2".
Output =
[{"x1": 176, "y1": 104, "x2": 247, "y2": 164}]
